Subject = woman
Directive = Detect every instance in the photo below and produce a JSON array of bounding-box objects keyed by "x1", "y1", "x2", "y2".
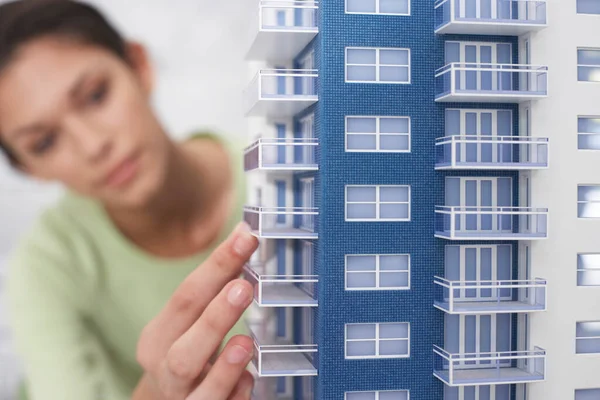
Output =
[{"x1": 0, "y1": 1, "x2": 258, "y2": 399}]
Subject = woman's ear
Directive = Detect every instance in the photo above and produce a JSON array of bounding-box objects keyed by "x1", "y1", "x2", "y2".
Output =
[{"x1": 125, "y1": 41, "x2": 154, "y2": 96}]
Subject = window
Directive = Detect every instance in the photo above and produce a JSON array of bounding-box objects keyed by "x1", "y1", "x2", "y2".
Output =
[
  {"x1": 346, "y1": 48, "x2": 410, "y2": 83},
  {"x1": 576, "y1": 388, "x2": 600, "y2": 400},
  {"x1": 346, "y1": 185, "x2": 410, "y2": 221},
  {"x1": 576, "y1": 321, "x2": 600, "y2": 354},
  {"x1": 346, "y1": 116, "x2": 410, "y2": 152},
  {"x1": 578, "y1": 185, "x2": 600, "y2": 218},
  {"x1": 577, "y1": 254, "x2": 600, "y2": 286},
  {"x1": 346, "y1": 390, "x2": 409, "y2": 400},
  {"x1": 345, "y1": 322, "x2": 410, "y2": 358},
  {"x1": 346, "y1": 254, "x2": 410, "y2": 290},
  {"x1": 578, "y1": 48, "x2": 600, "y2": 82},
  {"x1": 346, "y1": 0, "x2": 410, "y2": 15},
  {"x1": 577, "y1": 0, "x2": 600, "y2": 14},
  {"x1": 578, "y1": 116, "x2": 600, "y2": 150}
]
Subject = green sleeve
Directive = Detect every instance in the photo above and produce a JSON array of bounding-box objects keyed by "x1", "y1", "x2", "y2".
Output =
[{"x1": 6, "y1": 214, "x2": 130, "y2": 400}]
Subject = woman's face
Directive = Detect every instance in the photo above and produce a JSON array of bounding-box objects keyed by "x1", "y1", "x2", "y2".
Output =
[{"x1": 0, "y1": 36, "x2": 171, "y2": 208}]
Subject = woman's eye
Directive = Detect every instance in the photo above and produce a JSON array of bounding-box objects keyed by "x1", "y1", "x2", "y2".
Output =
[
  {"x1": 88, "y1": 82, "x2": 108, "y2": 105},
  {"x1": 32, "y1": 133, "x2": 57, "y2": 154}
]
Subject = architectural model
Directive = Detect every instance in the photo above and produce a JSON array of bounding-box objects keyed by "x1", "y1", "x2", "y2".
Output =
[{"x1": 241, "y1": 0, "x2": 600, "y2": 399}]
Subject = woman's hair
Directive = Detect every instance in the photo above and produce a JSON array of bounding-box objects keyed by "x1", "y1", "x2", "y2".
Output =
[{"x1": 0, "y1": 0, "x2": 128, "y2": 164}]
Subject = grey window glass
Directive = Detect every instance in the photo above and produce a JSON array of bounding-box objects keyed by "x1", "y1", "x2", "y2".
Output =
[
  {"x1": 348, "y1": 66, "x2": 377, "y2": 81},
  {"x1": 380, "y1": 204, "x2": 407, "y2": 219},
  {"x1": 348, "y1": 49, "x2": 377, "y2": 64},
  {"x1": 576, "y1": 321, "x2": 600, "y2": 354},
  {"x1": 578, "y1": 0, "x2": 600, "y2": 14},
  {"x1": 575, "y1": 388, "x2": 600, "y2": 400},
  {"x1": 347, "y1": 341, "x2": 376, "y2": 356},
  {"x1": 578, "y1": 134, "x2": 600, "y2": 150},
  {"x1": 347, "y1": 324, "x2": 376, "y2": 339},
  {"x1": 380, "y1": 118, "x2": 409, "y2": 133},
  {"x1": 578, "y1": 254, "x2": 600, "y2": 286},
  {"x1": 578, "y1": 49, "x2": 600, "y2": 82},
  {"x1": 347, "y1": 272, "x2": 377, "y2": 288},
  {"x1": 380, "y1": 66, "x2": 409, "y2": 82},
  {"x1": 380, "y1": 255, "x2": 409, "y2": 270},
  {"x1": 379, "y1": 392, "x2": 409, "y2": 400},
  {"x1": 346, "y1": 255, "x2": 377, "y2": 271},
  {"x1": 380, "y1": 135, "x2": 409, "y2": 151},
  {"x1": 346, "y1": 393, "x2": 377, "y2": 400},
  {"x1": 347, "y1": 0, "x2": 377, "y2": 13},
  {"x1": 380, "y1": 323, "x2": 409, "y2": 338},
  {"x1": 348, "y1": 204, "x2": 377, "y2": 219},
  {"x1": 347, "y1": 186, "x2": 376, "y2": 202},
  {"x1": 348, "y1": 135, "x2": 377, "y2": 150},
  {"x1": 579, "y1": 117, "x2": 600, "y2": 133},
  {"x1": 379, "y1": 0, "x2": 409, "y2": 14},
  {"x1": 578, "y1": 185, "x2": 600, "y2": 201},
  {"x1": 379, "y1": 340, "x2": 409, "y2": 356},
  {"x1": 578, "y1": 117, "x2": 600, "y2": 150},
  {"x1": 347, "y1": 117, "x2": 377, "y2": 133},
  {"x1": 380, "y1": 49, "x2": 409, "y2": 65},
  {"x1": 380, "y1": 272, "x2": 409, "y2": 287},
  {"x1": 380, "y1": 186, "x2": 408, "y2": 202}
]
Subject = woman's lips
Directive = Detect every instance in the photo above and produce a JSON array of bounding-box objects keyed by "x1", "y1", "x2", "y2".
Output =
[{"x1": 103, "y1": 153, "x2": 140, "y2": 189}]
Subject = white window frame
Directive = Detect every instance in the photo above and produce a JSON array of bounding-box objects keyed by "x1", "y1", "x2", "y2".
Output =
[
  {"x1": 345, "y1": 390, "x2": 410, "y2": 400},
  {"x1": 345, "y1": 0, "x2": 411, "y2": 16},
  {"x1": 578, "y1": 115, "x2": 600, "y2": 151},
  {"x1": 345, "y1": 322, "x2": 410, "y2": 359},
  {"x1": 577, "y1": 253, "x2": 600, "y2": 286},
  {"x1": 345, "y1": 47, "x2": 411, "y2": 84},
  {"x1": 345, "y1": 254, "x2": 411, "y2": 290},
  {"x1": 576, "y1": 321, "x2": 600, "y2": 354},
  {"x1": 345, "y1": 185, "x2": 411, "y2": 221},
  {"x1": 578, "y1": 47, "x2": 600, "y2": 83},
  {"x1": 345, "y1": 116, "x2": 411, "y2": 153}
]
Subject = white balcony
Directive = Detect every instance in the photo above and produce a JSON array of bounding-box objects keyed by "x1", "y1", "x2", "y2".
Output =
[
  {"x1": 245, "y1": 69, "x2": 318, "y2": 117},
  {"x1": 246, "y1": 0, "x2": 318, "y2": 62},
  {"x1": 434, "y1": 277, "x2": 547, "y2": 314},
  {"x1": 435, "y1": 0, "x2": 547, "y2": 35},
  {"x1": 434, "y1": 345, "x2": 546, "y2": 386},
  {"x1": 244, "y1": 138, "x2": 319, "y2": 172},
  {"x1": 250, "y1": 327, "x2": 318, "y2": 377},
  {"x1": 435, "y1": 206, "x2": 548, "y2": 240},
  {"x1": 244, "y1": 263, "x2": 318, "y2": 307},
  {"x1": 244, "y1": 206, "x2": 318, "y2": 239},
  {"x1": 435, "y1": 63, "x2": 548, "y2": 103},
  {"x1": 435, "y1": 136, "x2": 549, "y2": 170}
]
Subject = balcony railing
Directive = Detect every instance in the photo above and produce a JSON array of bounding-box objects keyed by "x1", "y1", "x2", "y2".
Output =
[
  {"x1": 434, "y1": 345, "x2": 546, "y2": 386},
  {"x1": 244, "y1": 69, "x2": 318, "y2": 117},
  {"x1": 434, "y1": 277, "x2": 547, "y2": 314},
  {"x1": 244, "y1": 264, "x2": 318, "y2": 307},
  {"x1": 435, "y1": 63, "x2": 548, "y2": 103},
  {"x1": 244, "y1": 138, "x2": 319, "y2": 172},
  {"x1": 435, "y1": 0, "x2": 547, "y2": 35},
  {"x1": 244, "y1": 206, "x2": 318, "y2": 239},
  {"x1": 436, "y1": 136, "x2": 549, "y2": 170},
  {"x1": 247, "y1": 1, "x2": 319, "y2": 61},
  {"x1": 251, "y1": 329, "x2": 318, "y2": 377},
  {"x1": 435, "y1": 206, "x2": 548, "y2": 240}
]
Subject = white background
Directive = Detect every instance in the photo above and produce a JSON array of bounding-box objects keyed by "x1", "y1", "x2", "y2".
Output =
[{"x1": 0, "y1": 0, "x2": 253, "y2": 397}]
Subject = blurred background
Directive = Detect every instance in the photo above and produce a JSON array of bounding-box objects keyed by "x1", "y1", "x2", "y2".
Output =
[{"x1": 0, "y1": 0, "x2": 252, "y2": 397}]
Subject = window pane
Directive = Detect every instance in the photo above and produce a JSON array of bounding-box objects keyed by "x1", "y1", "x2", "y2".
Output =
[
  {"x1": 379, "y1": 391, "x2": 409, "y2": 400},
  {"x1": 578, "y1": 253, "x2": 600, "y2": 269},
  {"x1": 346, "y1": 0, "x2": 377, "y2": 13},
  {"x1": 347, "y1": 49, "x2": 377, "y2": 64},
  {"x1": 380, "y1": 204, "x2": 409, "y2": 219},
  {"x1": 379, "y1": 66, "x2": 409, "y2": 82},
  {"x1": 380, "y1": 135, "x2": 409, "y2": 151},
  {"x1": 578, "y1": 66, "x2": 600, "y2": 82},
  {"x1": 578, "y1": 270, "x2": 600, "y2": 286},
  {"x1": 577, "y1": 321, "x2": 600, "y2": 337},
  {"x1": 575, "y1": 388, "x2": 600, "y2": 400},
  {"x1": 578, "y1": 117, "x2": 600, "y2": 133},
  {"x1": 379, "y1": 340, "x2": 408, "y2": 356},
  {"x1": 346, "y1": 392, "x2": 377, "y2": 400},
  {"x1": 380, "y1": 118, "x2": 409, "y2": 133},
  {"x1": 347, "y1": 117, "x2": 377, "y2": 133},
  {"x1": 576, "y1": 338, "x2": 600, "y2": 354},
  {"x1": 348, "y1": 134, "x2": 377, "y2": 150},
  {"x1": 347, "y1": 255, "x2": 377, "y2": 271},
  {"x1": 380, "y1": 255, "x2": 409, "y2": 270},
  {"x1": 380, "y1": 0, "x2": 409, "y2": 14},
  {"x1": 348, "y1": 66, "x2": 377, "y2": 81},
  {"x1": 347, "y1": 340, "x2": 376, "y2": 357},
  {"x1": 578, "y1": 185, "x2": 600, "y2": 201},
  {"x1": 578, "y1": 49, "x2": 600, "y2": 65},
  {"x1": 579, "y1": 202, "x2": 600, "y2": 218},
  {"x1": 380, "y1": 272, "x2": 409, "y2": 288},
  {"x1": 380, "y1": 323, "x2": 409, "y2": 339},
  {"x1": 347, "y1": 324, "x2": 376, "y2": 339},
  {"x1": 380, "y1": 49, "x2": 409, "y2": 65},
  {"x1": 380, "y1": 186, "x2": 409, "y2": 202},
  {"x1": 578, "y1": 133, "x2": 600, "y2": 150},
  {"x1": 347, "y1": 272, "x2": 377, "y2": 288},
  {"x1": 347, "y1": 186, "x2": 377, "y2": 202},
  {"x1": 348, "y1": 204, "x2": 377, "y2": 219}
]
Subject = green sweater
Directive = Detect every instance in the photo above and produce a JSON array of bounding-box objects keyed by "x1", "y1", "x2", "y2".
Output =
[{"x1": 5, "y1": 133, "x2": 248, "y2": 400}]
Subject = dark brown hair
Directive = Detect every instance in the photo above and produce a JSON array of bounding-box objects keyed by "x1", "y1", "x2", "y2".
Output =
[{"x1": 0, "y1": 0, "x2": 128, "y2": 164}]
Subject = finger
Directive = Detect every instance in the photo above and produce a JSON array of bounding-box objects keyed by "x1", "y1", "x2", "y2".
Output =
[
  {"x1": 137, "y1": 222, "x2": 258, "y2": 370},
  {"x1": 186, "y1": 335, "x2": 254, "y2": 400},
  {"x1": 226, "y1": 371, "x2": 255, "y2": 400},
  {"x1": 160, "y1": 279, "x2": 253, "y2": 396}
]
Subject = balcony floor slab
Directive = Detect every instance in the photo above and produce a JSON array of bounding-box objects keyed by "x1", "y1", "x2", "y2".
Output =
[
  {"x1": 434, "y1": 300, "x2": 545, "y2": 314},
  {"x1": 435, "y1": 366, "x2": 544, "y2": 386}
]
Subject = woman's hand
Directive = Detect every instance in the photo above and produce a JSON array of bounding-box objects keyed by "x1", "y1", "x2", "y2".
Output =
[{"x1": 133, "y1": 222, "x2": 259, "y2": 400}]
